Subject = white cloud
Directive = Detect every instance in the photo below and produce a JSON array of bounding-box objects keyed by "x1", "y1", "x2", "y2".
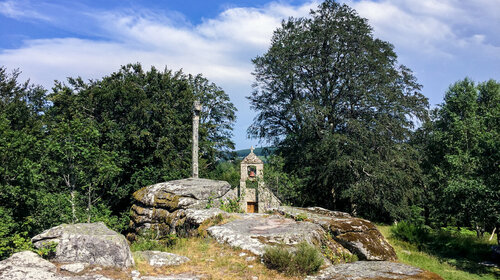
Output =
[
  {"x1": 0, "y1": 0, "x2": 51, "y2": 21},
  {"x1": 345, "y1": 0, "x2": 500, "y2": 59},
  {"x1": 0, "y1": 0, "x2": 498, "y2": 148}
]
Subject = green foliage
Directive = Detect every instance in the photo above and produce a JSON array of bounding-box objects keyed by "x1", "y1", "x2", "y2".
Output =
[
  {"x1": 263, "y1": 242, "x2": 323, "y2": 276},
  {"x1": 207, "y1": 161, "x2": 240, "y2": 188},
  {"x1": 249, "y1": 1, "x2": 428, "y2": 221},
  {"x1": 390, "y1": 222, "x2": 493, "y2": 262},
  {"x1": 245, "y1": 179, "x2": 258, "y2": 189},
  {"x1": 262, "y1": 245, "x2": 292, "y2": 273},
  {"x1": 379, "y1": 225, "x2": 499, "y2": 280},
  {"x1": 219, "y1": 197, "x2": 243, "y2": 213},
  {"x1": 419, "y1": 78, "x2": 500, "y2": 238},
  {"x1": 34, "y1": 241, "x2": 58, "y2": 259},
  {"x1": 130, "y1": 230, "x2": 179, "y2": 252},
  {"x1": 292, "y1": 242, "x2": 324, "y2": 275},
  {"x1": 294, "y1": 213, "x2": 308, "y2": 221},
  {"x1": 263, "y1": 155, "x2": 304, "y2": 205},
  {"x1": 0, "y1": 64, "x2": 236, "y2": 259},
  {"x1": 0, "y1": 207, "x2": 34, "y2": 260},
  {"x1": 391, "y1": 221, "x2": 430, "y2": 248}
]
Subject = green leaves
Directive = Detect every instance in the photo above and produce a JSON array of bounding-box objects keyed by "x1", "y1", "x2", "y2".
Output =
[
  {"x1": 424, "y1": 78, "x2": 500, "y2": 232},
  {"x1": 0, "y1": 63, "x2": 236, "y2": 258},
  {"x1": 249, "y1": 1, "x2": 428, "y2": 221}
]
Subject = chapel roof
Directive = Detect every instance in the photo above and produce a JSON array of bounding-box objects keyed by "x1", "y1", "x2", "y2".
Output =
[{"x1": 241, "y1": 147, "x2": 263, "y2": 164}]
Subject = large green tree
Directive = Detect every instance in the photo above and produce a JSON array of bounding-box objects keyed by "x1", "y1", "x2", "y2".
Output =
[
  {"x1": 49, "y1": 63, "x2": 236, "y2": 214},
  {"x1": 249, "y1": 1, "x2": 428, "y2": 221},
  {"x1": 422, "y1": 79, "x2": 500, "y2": 239},
  {"x1": 0, "y1": 67, "x2": 48, "y2": 258}
]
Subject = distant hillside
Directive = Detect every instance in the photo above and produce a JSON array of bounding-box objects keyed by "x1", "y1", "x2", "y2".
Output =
[{"x1": 235, "y1": 147, "x2": 276, "y2": 159}]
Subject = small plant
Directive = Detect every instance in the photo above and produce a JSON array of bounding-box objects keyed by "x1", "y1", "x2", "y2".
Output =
[
  {"x1": 262, "y1": 245, "x2": 292, "y2": 273},
  {"x1": 262, "y1": 242, "x2": 323, "y2": 276},
  {"x1": 219, "y1": 197, "x2": 243, "y2": 213},
  {"x1": 205, "y1": 195, "x2": 215, "y2": 209},
  {"x1": 35, "y1": 241, "x2": 58, "y2": 259},
  {"x1": 391, "y1": 221, "x2": 430, "y2": 249},
  {"x1": 292, "y1": 241, "x2": 324, "y2": 275},
  {"x1": 130, "y1": 230, "x2": 178, "y2": 252},
  {"x1": 294, "y1": 213, "x2": 308, "y2": 221}
]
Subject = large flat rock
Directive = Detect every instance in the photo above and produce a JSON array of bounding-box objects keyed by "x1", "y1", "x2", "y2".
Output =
[
  {"x1": 133, "y1": 178, "x2": 232, "y2": 210},
  {"x1": 305, "y1": 261, "x2": 442, "y2": 279},
  {"x1": 207, "y1": 213, "x2": 348, "y2": 258},
  {"x1": 274, "y1": 206, "x2": 397, "y2": 261},
  {"x1": 32, "y1": 222, "x2": 134, "y2": 268}
]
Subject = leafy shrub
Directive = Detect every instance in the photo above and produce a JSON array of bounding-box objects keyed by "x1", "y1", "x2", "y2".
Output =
[
  {"x1": 322, "y1": 244, "x2": 358, "y2": 264},
  {"x1": 292, "y1": 242, "x2": 324, "y2": 275},
  {"x1": 294, "y1": 213, "x2": 308, "y2": 221},
  {"x1": 391, "y1": 221, "x2": 430, "y2": 248},
  {"x1": 35, "y1": 241, "x2": 58, "y2": 259},
  {"x1": 219, "y1": 198, "x2": 243, "y2": 213},
  {"x1": 391, "y1": 221, "x2": 491, "y2": 261},
  {"x1": 130, "y1": 230, "x2": 178, "y2": 252},
  {"x1": 263, "y1": 242, "x2": 323, "y2": 275},
  {"x1": 262, "y1": 245, "x2": 292, "y2": 272},
  {"x1": 0, "y1": 207, "x2": 33, "y2": 260}
]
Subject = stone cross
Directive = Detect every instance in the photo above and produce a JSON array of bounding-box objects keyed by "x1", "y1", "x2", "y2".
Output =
[
  {"x1": 250, "y1": 146, "x2": 254, "y2": 153},
  {"x1": 192, "y1": 100, "x2": 202, "y2": 178}
]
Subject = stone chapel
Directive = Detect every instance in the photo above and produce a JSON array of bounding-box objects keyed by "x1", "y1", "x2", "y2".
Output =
[{"x1": 239, "y1": 147, "x2": 281, "y2": 213}]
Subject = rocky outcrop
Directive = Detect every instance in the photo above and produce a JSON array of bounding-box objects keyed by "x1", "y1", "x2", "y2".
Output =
[
  {"x1": 133, "y1": 251, "x2": 190, "y2": 267},
  {"x1": 130, "y1": 178, "x2": 237, "y2": 237},
  {"x1": 0, "y1": 251, "x2": 113, "y2": 280},
  {"x1": 60, "y1": 263, "x2": 88, "y2": 273},
  {"x1": 273, "y1": 206, "x2": 397, "y2": 261},
  {"x1": 207, "y1": 213, "x2": 352, "y2": 263},
  {"x1": 32, "y1": 222, "x2": 134, "y2": 268},
  {"x1": 305, "y1": 261, "x2": 442, "y2": 280},
  {"x1": 0, "y1": 251, "x2": 59, "y2": 280}
]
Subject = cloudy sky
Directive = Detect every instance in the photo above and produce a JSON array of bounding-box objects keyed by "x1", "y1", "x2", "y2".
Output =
[{"x1": 1, "y1": 0, "x2": 499, "y2": 149}]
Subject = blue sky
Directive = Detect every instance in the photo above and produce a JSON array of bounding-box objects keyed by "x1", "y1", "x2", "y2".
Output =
[{"x1": 1, "y1": 0, "x2": 499, "y2": 150}]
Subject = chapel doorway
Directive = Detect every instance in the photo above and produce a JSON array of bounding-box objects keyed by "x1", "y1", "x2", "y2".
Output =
[{"x1": 247, "y1": 202, "x2": 258, "y2": 213}]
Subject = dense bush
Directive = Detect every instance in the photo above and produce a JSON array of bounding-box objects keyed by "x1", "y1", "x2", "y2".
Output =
[
  {"x1": 391, "y1": 221, "x2": 430, "y2": 247},
  {"x1": 391, "y1": 222, "x2": 492, "y2": 261},
  {"x1": 130, "y1": 230, "x2": 179, "y2": 252},
  {"x1": 262, "y1": 242, "x2": 323, "y2": 275}
]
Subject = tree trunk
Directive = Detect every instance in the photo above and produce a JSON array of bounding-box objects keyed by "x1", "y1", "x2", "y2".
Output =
[
  {"x1": 70, "y1": 190, "x2": 76, "y2": 223},
  {"x1": 87, "y1": 183, "x2": 92, "y2": 223},
  {"x1": 489, "y1": 227, "x2": 496, "y2": 241}
]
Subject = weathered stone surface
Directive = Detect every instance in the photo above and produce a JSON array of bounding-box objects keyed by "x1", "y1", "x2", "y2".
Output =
[
  {"x1": 207, "y1": 213, "x2": 348, "y2": 261},
  {"x1": 133, "y1": 178, "x2": 231, "y2": 210},
  {"x1": 0, "y1": 251, "x2": 58, "y2": 280},
  {"x1": 184, "y1": 208, "x2": 226, "y2": 225},
  {"x1": 60, "y1": 262, "x2": 88, "y2": 273},
  {"x1": 130, "y1": 178, "x2": 237, "y2": 237},
  {"x1": 274, "y1": 206, "x2": 397, "y2": 261},
  {"x1": 32, "y1": 222, "x2": 134, "y2": 268},
  {"x1": 305, "y1": 261, "x2": 442, "y2": 280},
  {"x1": 134, "y1": 251, "x2": 190, "y2": 267},
  {"x1": 0, "y1": 251, "x2": 113, "y2": 280}
]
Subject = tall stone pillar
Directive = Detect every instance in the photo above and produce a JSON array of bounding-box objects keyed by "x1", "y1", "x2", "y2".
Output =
[{"x1": 192, "y1": 100, "x2": 202, "y2": 178}]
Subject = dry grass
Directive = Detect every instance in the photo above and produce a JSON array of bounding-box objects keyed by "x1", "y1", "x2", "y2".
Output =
[{"x1": 134, "y1": 237, "x2": 302, "y2": 280}]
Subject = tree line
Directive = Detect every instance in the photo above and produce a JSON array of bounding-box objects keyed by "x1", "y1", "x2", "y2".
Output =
[
  {"x1": 0, "y1": 0, "x2": 498, "y2": 260},
  {"x1": 0, "y1": 64, "x2": 236, "y2": 259},
  {"x1": 253, "y1": 0, "x2": 499, "y2": 242}
]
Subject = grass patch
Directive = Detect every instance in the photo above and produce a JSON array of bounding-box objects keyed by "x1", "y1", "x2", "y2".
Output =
[
  {"x1": 378, "y1": 225, "x2": 499, "y2": 280},
  {"x1": 134, "y1": 237, "x2": 302, "y2": 280},
  {"x1": 130, "y1": 231, "x2": 179, "y2": 252},
  {"x1": 262, "y1": 241, "x2": 323, "y2": 276}
]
